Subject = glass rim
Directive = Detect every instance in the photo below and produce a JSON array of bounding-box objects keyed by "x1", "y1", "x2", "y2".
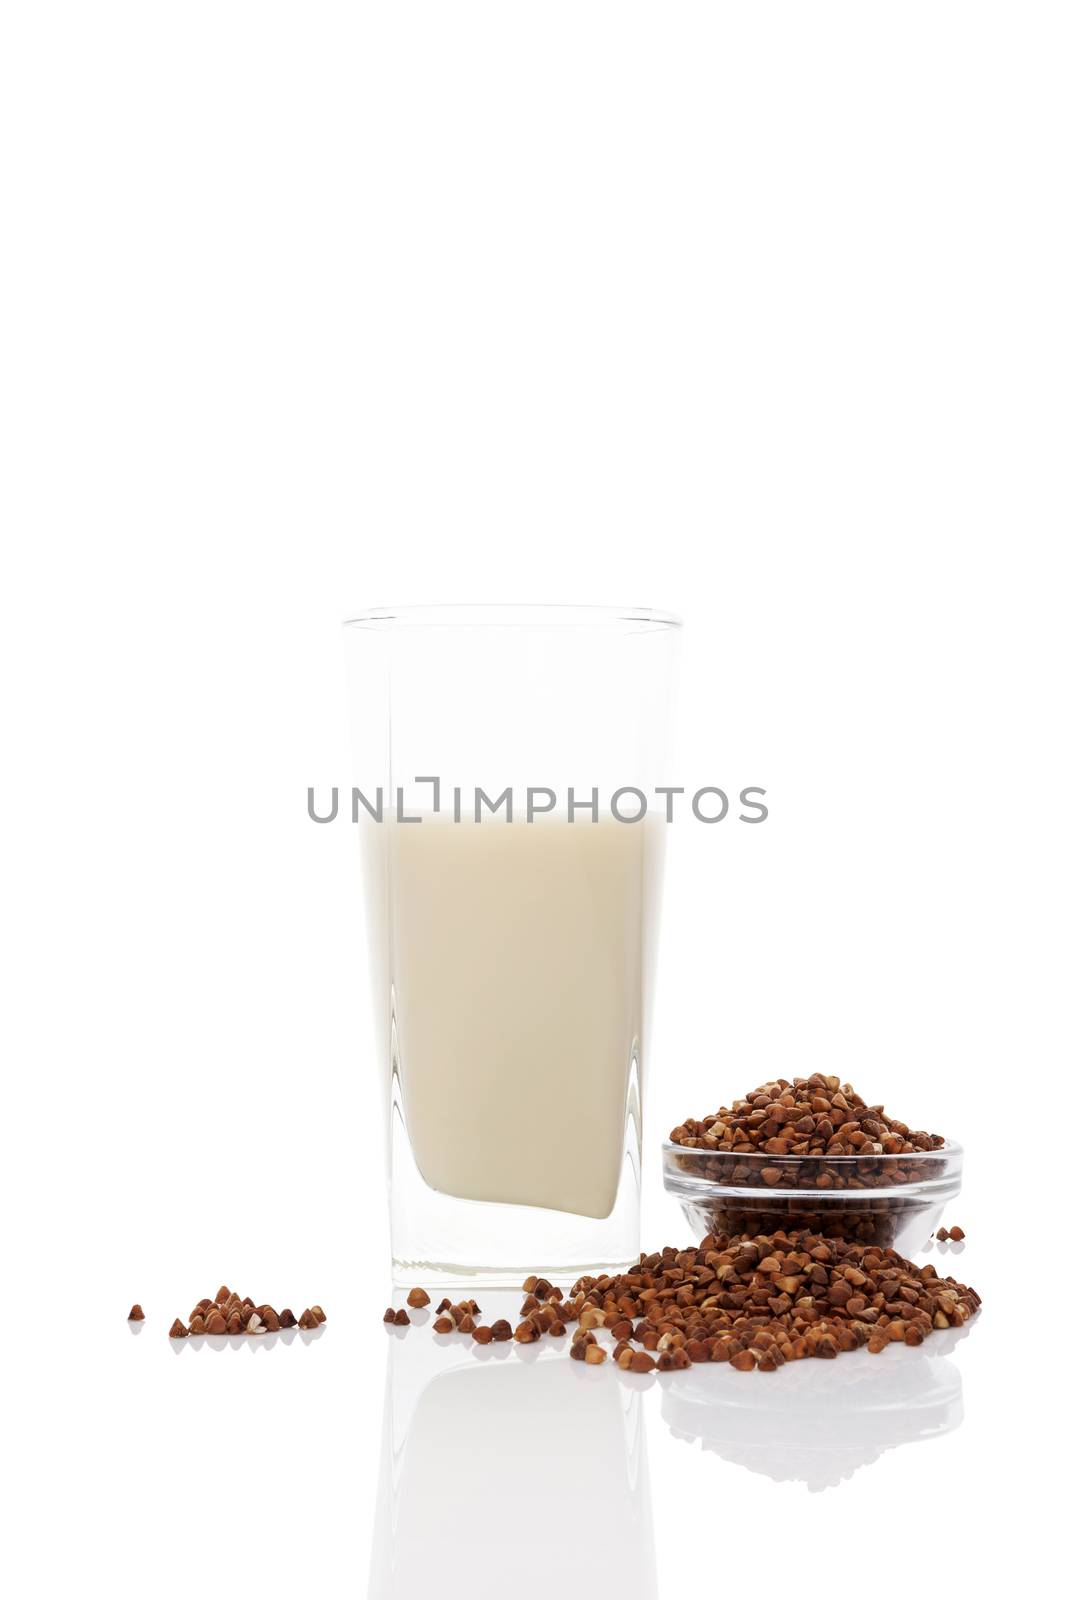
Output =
[{"x1": 342, "y1": 603, "x2": 682, "y2": 630}]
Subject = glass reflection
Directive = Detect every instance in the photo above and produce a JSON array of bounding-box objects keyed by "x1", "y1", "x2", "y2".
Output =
[{"x1": 368, "y1": 1295, "x2": 657, "y2": 1599}]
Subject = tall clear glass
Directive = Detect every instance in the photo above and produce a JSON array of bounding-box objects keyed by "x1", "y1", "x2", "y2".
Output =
[{"x1": 344, "y1": 605, "x2": 680, "y2": 1285}]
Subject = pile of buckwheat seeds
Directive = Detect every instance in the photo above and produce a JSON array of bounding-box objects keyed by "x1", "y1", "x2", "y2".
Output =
[
  {"x1": 669, "y1": 1073, "x2": 944, "y2": 1157},
  {"x1": 165, "y1": 1285, "x2": 326, "y2": 1338},
  {"x1": 384, "y1": 1232, "x2": 980, "y2": 1374}
]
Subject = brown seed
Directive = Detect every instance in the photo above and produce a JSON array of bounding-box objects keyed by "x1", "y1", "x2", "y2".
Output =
[
  {"x1": 433, "y1": 1314, "x2": 455, "y2": 1333},
  {"x1": 127, "y1": 1304, "x2": 145, "y2": 1321},
  {"x1": 585, "y1": 1343, "x2": 607, "y2": 1364},
  {"x1": 948, "y1": 1225, "x2": 965, "y2": 1241},
  {"x1": 169, "y1": 1318, "x2": 189, "y2": 1339},
  {"x1": 730, "y1": 1350, "x2": 757, "y2": 1371},
  {"x1": 278, "y1": 1308, "x2": 296, "y2": 1328},
  {"x1": 310, "y1": 1305, "x2": 326, "y2": 1323},
  {"x1": 298, "y1": 1308, "x2": 321, "y2": 1329},
  {"x1": 936, "y1": 1227, "x2": 949, "y2": 1241},
  {"x1": 630, "y1": 1350, "x2": 655, "y2": 1374},
  {"x1": 457, "y1": 1313, "x2": 476, "y2": 1333},
  {"x1": 215, "y1": 1286, "x2": 230, "y2": 1304},
  {"x1": 205, "y1": 1310, "x2": 227, "y2": 1335},
  {"x1": 490, "y1": 1320, "x2": 513, "y2": 1342},
  {"x1": 189, "y1": 1314, "x2": 205, "y2": 1334},
  {"x1": 383, "y1": 1307, "x2": 396, "y2": 1324},
  {"x1": 227, "y1": 1311, "x2": 244, "y2": 1334},
  {"x1": 472, "y1": 1325, "x2": 493, "y2": 1345},
  {"x1": 514, "y1": 1319, "x2": 540, "y2": 1344},
  {"x1": 407, "y1": 1288, "x2": 431, "y2": 1308}
]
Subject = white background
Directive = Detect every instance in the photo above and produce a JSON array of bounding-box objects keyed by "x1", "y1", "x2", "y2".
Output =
[{"x1": 2, "y1": 3, "x2": 1064, "y2": 1594}]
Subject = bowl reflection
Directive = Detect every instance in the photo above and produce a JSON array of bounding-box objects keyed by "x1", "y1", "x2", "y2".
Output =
[{"x1": 659, "y1": 1320, "x2": 973, "y2": 1492}]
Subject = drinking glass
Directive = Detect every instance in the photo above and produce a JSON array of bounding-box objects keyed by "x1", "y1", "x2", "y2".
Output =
[{"x1": 344, "y1": 604, "x2": 680, "y2": 1285}]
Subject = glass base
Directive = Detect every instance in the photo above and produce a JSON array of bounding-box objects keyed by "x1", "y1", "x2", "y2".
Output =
[
  {"x1": 389, "y1": 1255, "x2": 638, "y2": 1290},
  {"x1": 388, "y1": 1100, "x2": 642, "y2": 1290}
]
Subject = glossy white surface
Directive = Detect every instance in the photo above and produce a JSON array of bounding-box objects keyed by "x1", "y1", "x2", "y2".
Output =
[{"x1": 11, "y1": 1220, "x2": 1052, "y2": 1596}]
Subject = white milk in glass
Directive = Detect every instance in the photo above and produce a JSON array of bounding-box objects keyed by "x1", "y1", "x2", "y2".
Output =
[{"x1": 363, "y1": 812, "x2": 665, "y2": 1219}]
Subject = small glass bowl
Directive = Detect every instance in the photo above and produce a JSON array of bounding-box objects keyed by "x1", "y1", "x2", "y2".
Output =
[{"x1": 662, "y1": 1140, "x2": 963, "y2": 1258}]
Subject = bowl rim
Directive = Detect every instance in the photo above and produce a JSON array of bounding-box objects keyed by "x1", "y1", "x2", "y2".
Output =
[
  {"x1": 662, "y1": 1137, "x2": 963, "y2": 1201},
  {"x1": 662, "y1": 1136, "x2": 963, "y2": 1163}
]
